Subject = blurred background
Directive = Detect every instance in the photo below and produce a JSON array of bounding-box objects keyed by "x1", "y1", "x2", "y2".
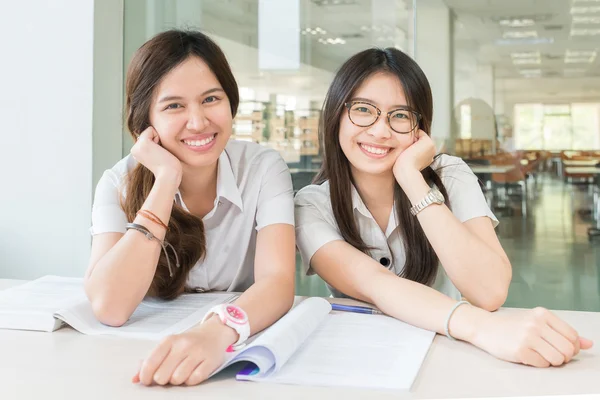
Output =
[{"x1": 1, "y1": 0, "x2": 599, "y2": 311}]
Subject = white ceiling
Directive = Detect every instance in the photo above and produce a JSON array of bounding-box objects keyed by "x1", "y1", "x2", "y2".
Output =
[{"x1": 445, "y1": 0, "x2": 600, "y2": 104}]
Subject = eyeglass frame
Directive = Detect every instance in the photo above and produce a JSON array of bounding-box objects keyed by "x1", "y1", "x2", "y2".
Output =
[{"x1": 344, "y1": 101, "x2": 422, "y2": 134}]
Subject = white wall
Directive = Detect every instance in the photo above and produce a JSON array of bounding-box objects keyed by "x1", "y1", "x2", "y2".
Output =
[
  {"x1": 0, "y1": 0, "x2": 124, "y2": 279},
  {"x1": 415, "y1": 0, "x2": 452, "y2": 141}
]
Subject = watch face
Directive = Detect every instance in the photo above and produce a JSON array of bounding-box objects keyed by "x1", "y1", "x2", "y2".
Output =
[
  {"x1": 431, "y1": 188, "x2": 445, "y2": 203},
  {"x1": 225, "y1": 305, "x2": 248, "y2": 324}
]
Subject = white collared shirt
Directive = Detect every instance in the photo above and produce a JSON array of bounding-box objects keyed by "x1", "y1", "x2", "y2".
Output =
[
  {"x1": 294, "y1": 154, "x2": 499, "y2": 300},
  {"x1": 91, "y1": 140, "x2": 294, "y2": 292}
]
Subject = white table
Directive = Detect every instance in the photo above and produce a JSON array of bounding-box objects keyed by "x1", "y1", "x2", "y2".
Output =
[
  {"x1": 1, "y1": 279, "x2": 599, "y2": 399},
  {"x1": 469, "y1": 165, "x2": 516, "y2": 174},
  {"x1": 563, "y1": 160, "x2": 600, "y2": 167}
]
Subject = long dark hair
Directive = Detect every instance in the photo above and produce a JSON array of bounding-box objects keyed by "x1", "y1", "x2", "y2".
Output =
[
  {"x1": 314, "y1": 48, "x2": 449, "y2": 286},
  {"x1": 123, "y1": 29, "x2": 239, "y2": 299}
]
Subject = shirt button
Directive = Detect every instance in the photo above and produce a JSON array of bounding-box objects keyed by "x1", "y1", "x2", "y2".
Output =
[{"x1": 379, "y1": 257, "x2": 390, "y2": 267}]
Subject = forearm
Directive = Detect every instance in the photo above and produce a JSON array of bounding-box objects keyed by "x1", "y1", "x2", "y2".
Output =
[
  {"x1": 368, "y1": 269, "x2": 490, "y2": 341},
  {"x1": 234, "y1": 273, "x2": 295, "y2": 335},
  {"x1": 85, "y1": 178, "x2": 179, "y2": 325},
  {"x1": 398, "y1": 172, "x2": 510, "y2": 308}
]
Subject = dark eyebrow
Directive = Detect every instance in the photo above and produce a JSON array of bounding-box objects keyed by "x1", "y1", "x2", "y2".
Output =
[
  {"x1": 351, "y1": 97, "x2": 411, "y2": 110},
  {"x1": 157, "y1": 88, "x2": 225, "y2": 104}
]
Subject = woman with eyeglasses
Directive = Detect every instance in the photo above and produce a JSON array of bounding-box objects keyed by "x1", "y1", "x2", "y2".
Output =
[{"x1": 295, "y1": 48, "x2": 592, "y2": 367}]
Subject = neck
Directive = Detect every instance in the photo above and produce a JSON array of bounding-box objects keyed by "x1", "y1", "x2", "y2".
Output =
[
  {"x1": 351, "y1": 167, "x2": 395, "y2": 210},
  {"x1": 179, "y1": 162, "x2": 218, "y2": 198}
]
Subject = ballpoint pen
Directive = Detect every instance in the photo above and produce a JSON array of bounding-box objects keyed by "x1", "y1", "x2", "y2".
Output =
[{"x1": 330, "y1": 303, "x2": 383, "y2": 315}]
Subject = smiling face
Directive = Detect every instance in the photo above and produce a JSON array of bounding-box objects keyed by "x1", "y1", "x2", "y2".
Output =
[
  {"x1": 148, "y1": 56, "x2": 233, "y2": 170},
  {"x1": 338, "y1": 72, "x2": 419, "y2": 178}
]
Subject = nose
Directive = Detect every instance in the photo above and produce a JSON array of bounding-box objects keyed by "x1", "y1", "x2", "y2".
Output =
[
  {"x1": 186, "y1": 105, "x2": 209, "y2": 132},
  {"x1": 366, "y1": 115, "x2": 391, "y2": 140}
]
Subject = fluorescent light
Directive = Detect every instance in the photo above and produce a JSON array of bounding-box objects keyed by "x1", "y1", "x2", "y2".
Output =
[
  {"x1": 571, "y1": 6, "x2": 600, "y2": 13},
  {"x1": 572, "y1": 16, "x2": 600, "y2": 24},
  {"x1": 571, "y1": 28, "x2": 600, "y2": 35},
  {"x1": 511, "y1": 51, "x2": 540, "y2": 58},
  {"x1": 565, "y1": 57, "x2": 596, "y2": 63},
  {"x1": 513, "y1": 58, "x2": 541, "y2": 65},
  {"x1": 496, "y1": 37, "x2": 554, "y2": 45},
  {"x1": 503, "y1": 30, "x2": 538, "y2": 39},
  {"x1": 499, "y1": 18, "x2": 535, "y2": 27},
  {"x1": 566, "y1": 50, "x2": 597, "y2": 58}
]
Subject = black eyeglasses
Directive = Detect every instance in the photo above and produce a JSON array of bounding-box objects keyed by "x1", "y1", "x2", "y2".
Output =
[{"x1": 344, "y1": 101, "x2": 421, "y2": 134}]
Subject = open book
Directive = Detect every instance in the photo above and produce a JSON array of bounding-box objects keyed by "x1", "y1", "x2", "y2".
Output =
[
  {"x1": 0, "y1": 275, "x2": 236, "y2": 339},
  {"x1": 210, "y1": 296, "x2": 436, "y2": 390}
]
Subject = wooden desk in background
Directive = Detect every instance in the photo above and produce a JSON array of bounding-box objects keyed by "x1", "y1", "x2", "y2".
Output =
[{"x1": 1, "y1": 280, "x2": 599, "y2": 399}]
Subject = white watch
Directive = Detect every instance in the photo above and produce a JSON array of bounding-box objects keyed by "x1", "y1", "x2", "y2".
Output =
[
  {"x1": 201, "y1": 304, "x2": 250, "y2": 352},
  {"x1": 410, "y1": 187, "x2": 445, "y2": 216}
]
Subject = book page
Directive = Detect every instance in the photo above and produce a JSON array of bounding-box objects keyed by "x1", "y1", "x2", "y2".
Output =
[
  {"x1": 0, "y1": 276, "x2": 85, "y2": 332},
  {"x1": 228, "y1": 297, "x2": 331, "y2": 379},
  {"x1": 251, "y1": 312, "x2": 435, "y2": 390},
  {"x1": 56, "y1": 292, "x2": 237, "y2": 339}
]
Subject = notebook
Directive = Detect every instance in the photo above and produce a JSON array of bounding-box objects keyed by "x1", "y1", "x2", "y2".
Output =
[{"x1": 0, "y1": 275, "x2": 237, "y2": 339}]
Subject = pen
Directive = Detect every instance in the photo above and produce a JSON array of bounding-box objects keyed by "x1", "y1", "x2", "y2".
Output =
[{"x1": 330, "y1": 303, "x2": 383, "y2": 315}]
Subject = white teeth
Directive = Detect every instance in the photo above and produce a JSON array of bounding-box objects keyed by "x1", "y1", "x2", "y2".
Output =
[
  {"x1": 360, "y1": 144, "x2": 390, "y2": 155},
  {"x1": 183, "y1": 134, "x2": 215, "y2": 147}
]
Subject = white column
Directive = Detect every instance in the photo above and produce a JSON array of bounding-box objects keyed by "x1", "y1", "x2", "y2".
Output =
[
  {"x1": 415, "y1": 0, "x2": 452, "y2": 142},
  {"x1": 0, "y1": 0, "x2": 124, "y2": 279}
]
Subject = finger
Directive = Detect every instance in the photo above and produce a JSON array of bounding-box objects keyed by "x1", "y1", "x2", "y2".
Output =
[
  {"x1": 185, "y1": 360, "x2": 217, "y2": 386},
  {"x1": 152, "y1": 350, "x2": 188, "y2": 386},
  {"x1": 544, "y1": 310, "x2": 579, "y2": 344},
  {"x1": 170, "y1": 355, "x2": 203, "y2": 386},
  {"x1": 541, "y1": 325, "x2": 576, "y2": 362},
  {"x1": 580, "y1": 337, "x2": 594, "y2": 350},
  {"x1": 138, "y1": 338, "x2": 174, "y2": 386},
  {"x1": 132, "y1": 360, "x2": 142, "y2": 384},
  {"x1": 532, "y1": 336, "x2": 566, "y2": 367},
  {"x1": 519, "y1": 348, "x2": 550, "y2": 368}
]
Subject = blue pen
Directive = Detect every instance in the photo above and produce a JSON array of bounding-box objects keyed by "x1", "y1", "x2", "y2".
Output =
[{"x1": 330, "y1": 303, "x2": 383, "y2": 315}]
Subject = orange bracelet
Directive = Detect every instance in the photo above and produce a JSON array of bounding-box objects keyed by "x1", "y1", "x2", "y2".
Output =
[{"x1": 136, "y1": 209, "x2": 169, "y2": 230}]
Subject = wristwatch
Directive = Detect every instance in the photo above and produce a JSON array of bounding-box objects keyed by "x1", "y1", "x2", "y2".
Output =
[
  {"x1": 410, "y1": 187, "x2": 445, "y2": 216},
  {"x1": 201, "y1": 304, "x2": 250, "y2": 352}
]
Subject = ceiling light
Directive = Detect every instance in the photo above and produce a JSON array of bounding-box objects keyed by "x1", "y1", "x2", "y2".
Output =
[
  {"x1": 572, "y1": 16, "x2": 600, "y2": 24},
  {"x1": 566, "y1": 50, "x2": 597, "y2": 58},
  {"x1": 571, "y1": 6, "x2": 600, "y2": 13},
  {"x1": 499, "y1": 18, "x2": 535, "y2": 27},
  {"x1": 511, "y1": 51, "x2": 540, "y2": 58},
  {"x1": 496, "y1": 37, "x2": 554, "y2": 45},
  {"x1": 571, "y1": 28, "x2": 600, "y2": 35},
  {"x1": 503, "y1": 30, "x2": 538, "y2": 39},
  {"x1": 513, "y1": 58, "x2": 541, "y2": 65}
]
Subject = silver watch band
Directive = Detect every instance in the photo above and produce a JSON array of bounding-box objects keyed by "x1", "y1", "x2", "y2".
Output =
[{"x1": 410, "y1": 189, "x2": 442, "y2": 216}]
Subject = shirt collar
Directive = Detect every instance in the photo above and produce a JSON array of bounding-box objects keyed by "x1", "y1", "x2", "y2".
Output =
[
  {"x1": 174, "y1": 149, "x2": 244, "y2": 213},
  {"x1": 351, "y1": 183, "x2": 399, "y2": 238},
  {"x1": 215, "y1": 150, "x2": 244, "y2": 212}
]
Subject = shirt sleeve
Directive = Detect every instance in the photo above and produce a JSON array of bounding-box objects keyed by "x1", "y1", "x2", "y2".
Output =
[
  {"x1": 437, "y1": 157, "x2": 499, "y2": 228},
  {"x1": 90, "y1": 169, "x2": 129, "y2": 235},
  {"x1": 255, "y1": 152, "x2": 295, "y2": 230},
  {"x1": 294, "y1": 188, "x2": 345, "y2": 275}
]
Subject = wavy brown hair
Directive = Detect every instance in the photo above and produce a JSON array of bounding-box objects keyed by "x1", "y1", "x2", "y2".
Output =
[
  {"x1": 314, "y1": 48, "x2": 449, "y2": 286},
  {"x1": 122, "y1": 30, "x2": 239, "y2": 299}
]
